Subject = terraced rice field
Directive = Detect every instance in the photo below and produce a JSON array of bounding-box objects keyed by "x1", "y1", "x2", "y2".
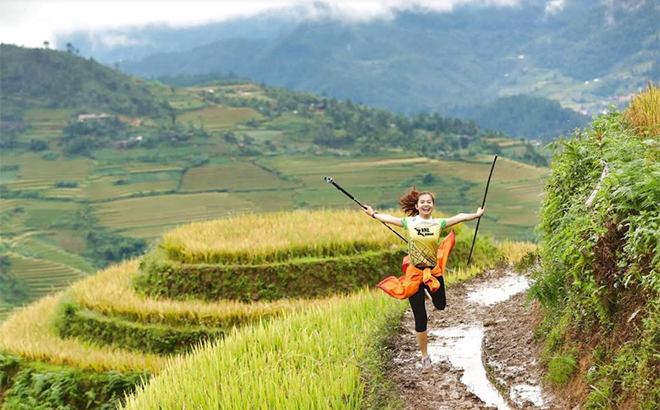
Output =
[
  {"x1": 0, "y1": 199, "x2": 83, "y2": 233},
  {"x1": 259, "y1": 155, "x2": 545, "y2": 185},
  {"x1": 233, "y1": 190, "x2": 297, "y2": 212},
  {"x1": 0, "y1": 292, "x2": 168, "y2": 373},
  {"x1": 178, "y1": 106, "x2": 263, "y2": 130},
  {"x1": 0, "y1": 167, "x2": 19, "y2": 184},
  {"x1": 44, "y1": 186, "x2": 85, "y2": 199},
  {"x1": 3, "y1": 153, "x2": 93, "y2": 191},
  {"x1": 11, "y1": 236, "x2": 95, "y2": 273},
  {"x1": 180, "y1": 162, "x2": 296, "y2": 192},
  {"x1": 6, "y1": 253, "x2": 88, "y2": 302},
  {"x1": 164, "y1": 93, "x2": 208, "y2": 110},
  {"x1": 256, "y1": 155, "x2": 548, "y2": 241},
  {"x1": 264, "y1": 113, "x2": 315, "y2": 132},
  {"x1": 92, "y1": 192, "x2": 257, "y2": 232},
  {"x1": 83, "y1": 171, "x2": 181, "y2": 201},
  {"x1": 242, "y1": 130, "x2": 282, "y2": 142},
  {"x1": 17, "y1": 109, "x2": 74, "y2": 142}
]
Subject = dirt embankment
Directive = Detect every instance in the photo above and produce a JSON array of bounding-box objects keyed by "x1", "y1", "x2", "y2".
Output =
[{"x1": 385, "y1": 268, "x2": 574, "y2": 410}]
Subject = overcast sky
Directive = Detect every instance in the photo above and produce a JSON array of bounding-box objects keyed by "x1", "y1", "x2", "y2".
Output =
[{"x1": 0, "y1": 0, "x2": 564, "y2": 48}]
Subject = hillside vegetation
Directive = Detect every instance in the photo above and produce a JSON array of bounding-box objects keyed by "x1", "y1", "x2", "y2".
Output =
[{"x1": 531, "y1": 84, "x2": 660, "y2": 408}]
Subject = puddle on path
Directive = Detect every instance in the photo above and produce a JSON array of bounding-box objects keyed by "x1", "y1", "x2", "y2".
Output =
[
  {"x1": 467, "y1": 274, "x2": 530, "y2": 306},
  {"x1": 512, "y1": 384, "x2": 544, "y2": 408},
  {"x1": 427, "y1": 273, "x2": 544, "y2": 409},
  {"x1": 428, "y1": 325, "x2": 512, "y2": 410}
]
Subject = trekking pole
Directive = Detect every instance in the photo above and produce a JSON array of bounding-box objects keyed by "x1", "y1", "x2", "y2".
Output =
[
  {"x1": 324, "y1": 176, "x2": 458, "y2": 274},
  {"x1": 324, "y1": 176, "x2": 408, "y2": 244},
  {"x1": 467, "y1": 155, "x2": 497, "y2": 265}
]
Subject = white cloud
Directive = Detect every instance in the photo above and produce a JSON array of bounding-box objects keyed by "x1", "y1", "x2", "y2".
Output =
[
  {"x1": 0, "y1": 0, "x2": 559, "y2": 48},
  {"x1": 544, "y1": 0, "x2": 565, "y2": 15},
  {"x1": 92, "y1": 33, "x2": 144, "y2": 49}
]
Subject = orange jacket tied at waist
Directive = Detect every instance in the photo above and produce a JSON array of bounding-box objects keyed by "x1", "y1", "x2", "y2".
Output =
[{"x1": 378, "y1": 230, "x2": 456, "y2": 300}]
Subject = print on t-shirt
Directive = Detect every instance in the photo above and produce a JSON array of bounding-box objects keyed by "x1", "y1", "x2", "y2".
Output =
[{"x1": 402, "y1": 216, "x2": 447, "y2": 267}]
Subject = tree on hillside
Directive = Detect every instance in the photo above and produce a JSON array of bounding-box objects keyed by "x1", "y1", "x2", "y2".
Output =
[{"x1": 65, "y1": 42, "x2": 80, "y2": 54}]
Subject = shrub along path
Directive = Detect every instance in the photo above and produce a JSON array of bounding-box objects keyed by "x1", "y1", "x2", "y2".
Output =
[{"x1": 386, "y1": 267, "x2": 572, "y2": 410}]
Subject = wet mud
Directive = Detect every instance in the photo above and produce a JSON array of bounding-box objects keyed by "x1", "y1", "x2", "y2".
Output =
[{"x1": 385, "y1": 267, "x2": 572, "y2": 410}]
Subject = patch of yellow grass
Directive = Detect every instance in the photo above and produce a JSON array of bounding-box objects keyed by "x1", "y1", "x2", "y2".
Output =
[
  {"x1": 178, "y1": 105, "x2": 262, "y2": 130},
  {"x1": 162, "y1": 209, "x2": 406, "y2": 264},
  {"x1": 0, "y1": 293, "x2": 169, "y2": 373},
  {"x1": 624, "y1": 82, "x2": 660, "y2": 136},
  {"x1": 69, "y1": 261, "x2": 316, "y2": 327},
  {"x1": 497, "y1": 240, "x2": 537, "y2": 263}
]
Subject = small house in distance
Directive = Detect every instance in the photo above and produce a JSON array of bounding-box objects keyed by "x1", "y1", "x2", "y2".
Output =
[{"x1": 78, "y1": 113, "x2": 113, "y2": 122}]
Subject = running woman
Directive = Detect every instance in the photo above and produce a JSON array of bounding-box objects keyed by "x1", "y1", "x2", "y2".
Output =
[{"x1": 364, "y1": 188, "x2": 485, "y2": 370}]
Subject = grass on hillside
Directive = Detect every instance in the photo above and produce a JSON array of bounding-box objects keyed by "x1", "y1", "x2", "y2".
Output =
[
  {"x1": 11, "y1": 236, "x2": 95, "y2": 273},
  {"x1": 0, "y1": 199, "x2": 85, "y2": 236},
  {"x1": 18, "y1": 108, "x2": 74, "y2": 142},
  {"x1": 180, "y1": 162, "x2": 296, "y2": 193},
  {"x1": 162, "y1": 209, "x2": 408, "y2": 264},
  {"x1": 233, "y1": 190, "x2": 297, "y2": 212},
  {"x1": 624, "y1": 82, "x2": 660, "y2": 136},
  {"x1": 69, "y1": 261, "x2": 315, "y2": 327},
  {"x1": 257, "y1": 154, "x2": 546, "y2": 184},
  {"x1": 83, "y1": 171, "x2": 181, "y2": 201},
  {"x1": 121, "y1": 290, "x2": 403, "y2": 409},
  {"x1": 3, "y1": 153, "x2": 93, "y2": 191},
  {"x1": 6, "y1": 253, "x2": 88, "y2": 302},
  {"x1": 0, "y1": 293, "x2": 169, "y2": 373},
  {"x1": 92, "y1": 192, "x2": 257, "y2": 231},
  {"x1": 178, "y1": 106, "x2": 263, "y2": 130}
]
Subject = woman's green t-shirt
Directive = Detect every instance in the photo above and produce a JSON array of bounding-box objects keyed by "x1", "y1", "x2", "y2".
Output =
[{"x1": 401, "y1": 216, "x2": 447, "y2": 267}]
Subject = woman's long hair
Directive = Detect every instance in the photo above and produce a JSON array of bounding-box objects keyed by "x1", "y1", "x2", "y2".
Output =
[{"x1": 398, "y1": 187, "x2": 435, "y2": 217}]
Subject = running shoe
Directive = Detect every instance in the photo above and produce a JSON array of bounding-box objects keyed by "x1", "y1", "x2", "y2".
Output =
[{"x1": 421, "y1": 357, "x2": 432, "y2": 371}]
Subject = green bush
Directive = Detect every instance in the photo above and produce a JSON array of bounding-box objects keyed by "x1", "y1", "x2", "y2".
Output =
[
  {"x1": 54, "y1": 181, "x2": 78, "y2": 188},
  {"x1": 54, "y1": 302, "x2": 224, "y2": 355},
  {"x1": 547, "y1": 353, "x2": 577, "y2": 386},
  {"x1": 0, "y1": 352, "x2": 146, "y2": 410}
]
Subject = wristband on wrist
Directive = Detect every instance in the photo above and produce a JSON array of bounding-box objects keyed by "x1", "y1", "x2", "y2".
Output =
[{"x1": 371, "y1": 211, "x2": 378, "y2": 219}]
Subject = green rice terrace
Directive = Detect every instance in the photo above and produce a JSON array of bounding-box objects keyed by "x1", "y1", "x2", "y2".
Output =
[
  {"x1": 0, "y1": 209, "x2": 523, "y2": 409},
  {"x1": 0, "y1": 44, "x2": 550, "y2": 320}
]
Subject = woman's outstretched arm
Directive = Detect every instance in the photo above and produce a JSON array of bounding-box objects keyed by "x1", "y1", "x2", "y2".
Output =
[
  {"x1": 445, "y1": 207, "x2": 485, "y2": 228},
  {"x1": 363, "y1": 205, "x2": 404, "y2": 227}
]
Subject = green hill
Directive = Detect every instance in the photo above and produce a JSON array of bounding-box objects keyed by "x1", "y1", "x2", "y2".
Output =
[{"x1": 0, "y1": 44, "x2": 168, "y2": 123}]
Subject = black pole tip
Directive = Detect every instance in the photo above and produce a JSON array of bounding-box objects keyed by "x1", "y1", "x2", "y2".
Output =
[{"x1": 324, "y1": 176, "x2": 333, "y2": 183}]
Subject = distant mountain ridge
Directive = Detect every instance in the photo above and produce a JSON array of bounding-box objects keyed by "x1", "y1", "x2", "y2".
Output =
[{"x1": 57, "y1": 0, "x2": 659, "y2": 118}]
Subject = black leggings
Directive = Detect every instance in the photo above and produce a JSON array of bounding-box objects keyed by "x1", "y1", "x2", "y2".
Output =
[{"x1": 408, "y1": 276, "x2": 446, "y2": 332}]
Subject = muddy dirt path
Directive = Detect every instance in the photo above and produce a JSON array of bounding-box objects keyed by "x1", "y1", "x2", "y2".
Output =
[{"x1": 386, "y1": 267, "x2": 572, "y2": 410}]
